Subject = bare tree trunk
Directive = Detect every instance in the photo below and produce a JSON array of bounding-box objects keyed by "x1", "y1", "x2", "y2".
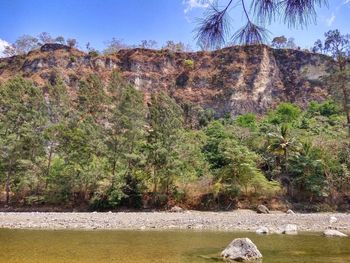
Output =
[
  {"x1": 152, "y1": 167, "x2": 158, "y2": 205},
  {"x1": 112, "y1": 140, "x2": 118, "y2": 177},
  {"x1": 341, "y1": 85, "x2": 350, "y2": 137},
  {"x1": 5, "y1": 171, "x2": 10, "y2": 205},
  {"x1": 45, "y1": 144, "x2": 54, "y2": 190}
]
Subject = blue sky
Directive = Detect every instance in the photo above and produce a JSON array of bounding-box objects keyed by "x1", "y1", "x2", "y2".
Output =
[{"x1": 0, "y1": 0, "x2": 349, "y2": 53}]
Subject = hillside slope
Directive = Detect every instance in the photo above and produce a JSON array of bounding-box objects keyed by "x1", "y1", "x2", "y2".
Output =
[{"x1": 0, "y1": 43, "x2": 332, "y2": 116}]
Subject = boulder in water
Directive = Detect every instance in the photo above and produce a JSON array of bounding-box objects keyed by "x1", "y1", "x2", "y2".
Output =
[
  {"x1": 256, "y1": 227, "x2": 269, "y2": 235},
  {"x1": 256, "y1": 205, "x2": 269, "y2": 214},
  {"x1": 221, "y1": 238, "x2": 262, "y2": 262},
  {"x1": 278, "y1": 224, "x2": 298, "y2": 235}
]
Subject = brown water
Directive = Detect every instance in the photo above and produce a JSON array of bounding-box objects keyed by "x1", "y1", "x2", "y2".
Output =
[{"x1": 0, "y1": 229, "x2": 349, "y2": 263}]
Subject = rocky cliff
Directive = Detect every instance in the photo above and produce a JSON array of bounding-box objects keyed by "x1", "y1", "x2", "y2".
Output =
[{"x1": 0, "y1": 43, "x2": 332, "y2": 116}]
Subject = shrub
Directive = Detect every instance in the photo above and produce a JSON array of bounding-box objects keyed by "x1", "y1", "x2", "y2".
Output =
[
  {"x1": 0, "y1": 62, "x2": 7, "y2": 69},
  {"x1": 236, "y1": 113, "x2": 257, "y2": 129},
  {"x1": 268, "y1": 102, "x2": 301, "y2": 124},
  {"x1": 183, "y1": 59, "x2": 194, "y2": 70},
  {"x1": 69, "y1": 56, "x2": 76, "y2": 63},
  {"x1": 308, "y1": 101, "x2": 340, "y2": 117},
  {"x1": 88, "y1": 50, "x2": 99, "y2": 58},
  {"x1": 89, "y1": 186, "x2": 125, "y2": 211}
]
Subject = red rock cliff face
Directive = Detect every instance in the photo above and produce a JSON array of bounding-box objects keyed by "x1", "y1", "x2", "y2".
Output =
[{"x1": 0, "y1": 44, "x2": 332, "y2": 116}]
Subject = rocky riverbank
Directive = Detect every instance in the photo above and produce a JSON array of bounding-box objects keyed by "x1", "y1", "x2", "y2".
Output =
[{"x1": 0, "y1": 210, "x2": 349, "y2": 233}]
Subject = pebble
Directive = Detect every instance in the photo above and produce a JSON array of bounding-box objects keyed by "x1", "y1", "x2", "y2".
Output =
[{"x1": 0, "y1": 211, "x2": 348, "y2": 234}]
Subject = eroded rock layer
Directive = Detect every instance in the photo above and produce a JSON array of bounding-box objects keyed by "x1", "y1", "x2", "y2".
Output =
[{"x1": 0, "y1": 44, "x2": 332, "y2": 116}]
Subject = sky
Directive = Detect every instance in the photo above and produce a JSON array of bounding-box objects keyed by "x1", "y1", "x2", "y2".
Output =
[{"x1": 0, "y1": 0, "x2": 350, "y2": 55}]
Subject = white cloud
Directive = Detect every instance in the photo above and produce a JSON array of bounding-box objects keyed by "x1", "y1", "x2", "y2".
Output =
[
  {"x1": 183, "y1": 0, "x2": 211, "y2": 14},
  {"x1": 0, "y1": 38, "x2": 10, "y2": 58},
  {"x1": 326, "y1": 13, "x2": 336, "y2": 26},
  {"x1": 344, "y1": 0, "x2": 350, "y2": 4}
]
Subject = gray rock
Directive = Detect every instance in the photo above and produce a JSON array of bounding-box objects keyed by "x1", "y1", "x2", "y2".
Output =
[
  {"x1": 329, "y1": 216, "x2": 338, "y2": 224},
  {"x1": 169, "y1": 206, "x2": 183, "y2": 213},
  {"x1": 257, "y1": 205, "x2": 269, "y2": 214},
  {"x1": 286, "y1": 209, "x2": 295, "y2": 215},
  {"x1": 256, "y1": 227, "x2": 269, "y2": 235},
  {"x1": 323, "y1": 229, "x2": 348, "y2": 237},
  {"x1": 278, "y1": 224, "x2": 298, "y2": 235},
  {"x1": 40, "y1": 43, "x2": 71, "y2": 52},
  {"x1": 221, "y1": 238, "x2": 262, "y2": 262}
]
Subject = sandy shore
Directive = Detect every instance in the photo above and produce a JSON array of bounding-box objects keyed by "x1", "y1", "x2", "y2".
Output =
[{"x1": 0, "y1": 210, "x2": 349, "y2": 233}]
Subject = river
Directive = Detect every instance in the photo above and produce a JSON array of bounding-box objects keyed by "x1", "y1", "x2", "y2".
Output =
[{"x1": 0, "y1": 229, "x2": 349, "y2": 262}]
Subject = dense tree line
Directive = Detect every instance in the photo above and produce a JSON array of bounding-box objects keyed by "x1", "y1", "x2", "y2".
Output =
[{"x1": 0, "y1": 74, "x2": 349, "y2": 211}]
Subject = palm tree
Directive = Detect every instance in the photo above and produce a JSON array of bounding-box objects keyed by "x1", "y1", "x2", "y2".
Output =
[
  {"x1": 267, "y1": 124, "x2": 300, "y2": 178},
  {"x1": 288, "y1": 141, "x2": 324, "y2": 201}
]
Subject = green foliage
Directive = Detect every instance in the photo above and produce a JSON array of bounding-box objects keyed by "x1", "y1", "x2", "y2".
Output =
[
  {"x1": 203, "y1": 121, "x2": 231, "y2": 169},
  {"x1": 308, "y1": 101, "x2": 340, "y2": 117},
  {"x1": 236, "y1": 113, "x2": 257, "y2": 129},
  {"x1": 69, "y1": 56, "x2": 76, "y2": 63},
  {"x1": 288, "y1": 142, "x2": 327, "y2": 199},
  {"x1": 88, "y1": 50, "x2": 99, "y2": 58},
  {"x1": 145, "y1": 92, "x2": 184, "y2": 198},
  {"x1": 89, "y1": 181, "x2": 125, "y2": 210},
  {"x1": 0, "y1": 75, "x2": 349, "y2": 211},
  {"x1": 218, "y1": 138, "x2": 279, "y2": 195},
  {"x1": 198, "y1": 108, "x2": 215, "y2": 127},
  {"x1": 183, "y1": 59, "x2": 194, "y2": 70},
  {"x1": 0, "y1": 77, "x2": 48, "y2": 204},
  {"x1": 0, "y1": 62, "x2": 7, "y2": 69},
  {"x1": 267, "y1": 103, "x2": 301, "y2": 124},
  {"x1": 78, "y1": 75, "x2": 106, "y2": 115}
]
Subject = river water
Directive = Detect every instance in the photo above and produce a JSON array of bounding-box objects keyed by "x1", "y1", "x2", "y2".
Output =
[{"x1": 0, "y1": 229, "x2": 349, "y2": 262}]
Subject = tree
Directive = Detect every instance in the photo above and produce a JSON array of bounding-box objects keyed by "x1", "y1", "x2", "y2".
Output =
[
  {"x1": 43, "y1": 77, "x2": 70, "y2": 189},
  {"x1": 312, "y1": 39, "x2": 323, "y2": 53},
  {"x1": 267, "y1": 124, "x2": 300, "y2": 178},
  {"x1": 53, "y1": 116, "x2": 106, "y2": 203},
  {"x1": 0, "y1": 77, "x2": 48, "y2": 204},
  {"x1": 288, "y1": 142, "x2": 327, "y2": 201},
  {"x1": 66, "y1": 38, "x2": 77, "y2": 48},
  {"x1": 236, "y1": 113, "x2": 257, "y2": 130},
  {"x1": 38, "y1": 32, "x2": 54, "y2": 44},
  {"x1": 203, "y1": 120, "x2": 231, "y2": 169},
  {"x1": 78, "y1": 75, "x2": 106, "y2": 116},
  {"x1": 104, "y1": 38, "x2": 129, "y2": 54},
  {"x1": 139, "y1": 40, "x2": 158, "y2": 49},
  {"x1": 105, "y1": 73, "x2": 146, "y2": 180},
  {"x1": 51, "y1": 76, "x2": 107, "y2": 203},
  {"x1": 267, "y1": 102, "x2": 301, "y2": 125},
  {"x1": 162, "y1": 41, "x2": 190, "y2": 52},
  {"x1": 195, "y1": 0, "x2": 328, "y2": 48},
  {"x1": 271, "y1": 36, "x2": 287, "y2": 48},
  {"x1": 218, "y1": 138, "x2": 278, "y2": 195},
  {"x1": 2, "y1": 35, "x2": 39, "y2": 56},
  {"x1": 86, "y1": 42, "x2": 100, "y2": 57},
  {"x1": 318, "y1": 30, "x2": 350, "y2": 136},
  {"x1": 286, "y1": 37, "x2": 297, "y2": 49},
  {"x1": 145, "y1": 92, "x2": 184, "y2": 201},
  {"x1": 55, "y1": 36, "x2": 65, "y2": 45}
]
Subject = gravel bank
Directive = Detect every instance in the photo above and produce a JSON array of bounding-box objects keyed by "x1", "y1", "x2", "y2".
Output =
[{"x1": 0, "y1": 210, "x2": 349, "y2": 233}]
